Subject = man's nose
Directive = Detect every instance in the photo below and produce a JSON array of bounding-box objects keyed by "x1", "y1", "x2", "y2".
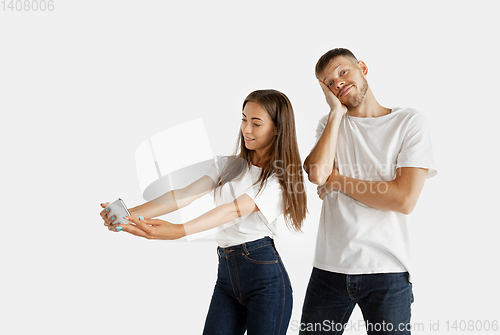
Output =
[{"x1": 335, "y1": 80, "x2": 345, "y2": 90}]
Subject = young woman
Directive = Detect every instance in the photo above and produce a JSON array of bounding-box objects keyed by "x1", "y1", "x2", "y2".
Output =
[{"x1": 100, "y1": 89, "x2": 307, "y2": 335}]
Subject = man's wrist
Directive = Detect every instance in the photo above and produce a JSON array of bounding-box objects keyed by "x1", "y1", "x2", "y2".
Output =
[
  {"x1": 326, "y1": 172, "x2": 341, "y2": 191},
  {"x1": 327, "y1": 109, "x2": 344, "y2": 123}
]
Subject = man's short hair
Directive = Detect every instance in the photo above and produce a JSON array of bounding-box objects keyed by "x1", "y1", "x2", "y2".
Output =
[{"x1": 315, "y1": 48, "x2": 358, "y2": 77}]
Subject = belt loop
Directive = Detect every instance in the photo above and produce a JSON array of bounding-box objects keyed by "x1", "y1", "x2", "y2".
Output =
[{"x1": 242, "y1": 243, "x2": 249, "y2": 255}]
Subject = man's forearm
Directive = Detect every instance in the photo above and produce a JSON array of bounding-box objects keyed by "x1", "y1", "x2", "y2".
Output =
[
  {"x1": 304, "y1": 111, "x2": 344, "y2": 185},
  {"x1": 331, "y1": 175, "x2": 408, "y2": 213},
  {"x1": 328, "y1": 167, "x2": 428, "y2": 215}
]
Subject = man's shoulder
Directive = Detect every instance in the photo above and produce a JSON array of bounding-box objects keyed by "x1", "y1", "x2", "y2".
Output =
[
  {"x1": 392, "y1": 107, "x2": 425, "y2": 119},
  {"x1": 391, "y1": 107, "x2": 429, "y2": 126},
  {"x1": 318, "y1": 113, "x2": 329, "y2": 124},
  {"x1": 314, "y1": 114, "x2": 331, "y2": 131},
  {"x1": 316, "y1": 112, "x2": 349, "y2": 126}
]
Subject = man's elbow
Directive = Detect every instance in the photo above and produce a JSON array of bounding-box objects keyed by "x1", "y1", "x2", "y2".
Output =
[
  {"x1": 396, "y1": 196, "x2": 417, "y2": 215},
  {"x1": 303, "y1": 161, "x2": 328, "y2": 186},
  {"x1": 311, "y1": 175, "x2": 328, "y2": 186},
  {"x1": 305, "y1": 170, "x2": 327, "y2": 186}
]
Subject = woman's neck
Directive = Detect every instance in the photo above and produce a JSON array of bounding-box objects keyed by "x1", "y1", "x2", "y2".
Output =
[{"x1": 251, "y1": 152, "x2": 270, "y2": 167}]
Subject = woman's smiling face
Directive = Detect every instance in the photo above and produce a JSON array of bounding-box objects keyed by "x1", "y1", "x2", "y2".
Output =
[{"x1": 241, "y1": 101, "x2": 277, "y2": 157}]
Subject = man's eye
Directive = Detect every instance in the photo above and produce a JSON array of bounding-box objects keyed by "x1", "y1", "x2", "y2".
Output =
[
  {"x1": 327, "y1": 82, "x2": 333, "y2": 88},
  {"x1": 341, "y1": 70, "x2": 348, "y2": 75}
]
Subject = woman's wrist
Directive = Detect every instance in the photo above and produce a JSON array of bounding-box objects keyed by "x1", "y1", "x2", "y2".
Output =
[
  {"x1": 129, "y1": 207, "x2": 143, "y2": 218},
  {"x1": 176, "y1": 223, "x2": 187, "y2": 239}
]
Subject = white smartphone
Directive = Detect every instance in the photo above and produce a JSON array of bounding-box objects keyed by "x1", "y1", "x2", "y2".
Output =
[{"x1": 106, "y1": 198, "x2": 131, "y2": 225}]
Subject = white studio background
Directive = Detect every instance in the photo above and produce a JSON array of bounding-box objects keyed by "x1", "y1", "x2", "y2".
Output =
[{"x1": 1, "y1": 1, "x2": 498, "y2": 334}]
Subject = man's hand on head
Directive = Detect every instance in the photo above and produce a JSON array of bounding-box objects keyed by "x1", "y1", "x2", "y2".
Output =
[{"x1": 318, "y1": 80, "x2": 348, "y2": 116}]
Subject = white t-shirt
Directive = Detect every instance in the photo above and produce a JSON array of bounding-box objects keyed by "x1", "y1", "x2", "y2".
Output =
[
  {"x1": 312, "y1": 107, "x2": 437, "y2": 282},
  {"x1": 204, "y1": 157, "x2": 284, "y2": 247}
]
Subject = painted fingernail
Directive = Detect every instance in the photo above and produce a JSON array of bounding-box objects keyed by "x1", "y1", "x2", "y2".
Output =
[
  {"x1": 139, "y1": 216, "x2": 144, "y2": 220},
  {"x1": 105, "y1": 208, "x2": 110, "y2": 212},
  {"x1": 116, "y1": 227, "x2": 123, "y2": 232},
  {"x1": 111, "y1": 216, "x2": 116, "y2": 220}
]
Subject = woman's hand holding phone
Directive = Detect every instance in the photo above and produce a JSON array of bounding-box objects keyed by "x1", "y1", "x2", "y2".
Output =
[
  {"x1": 100, "y1": 202, "x2": 118, "y2": 231},
  {"x1": 119, "y1": 215, "x2": 186, "y2": 240},
  {"x1": 99, "y1": 201, "x2": 186, "y2": 239},
  {"x1": 100, "y1": 199, "x2": 133, "y2": 232}
]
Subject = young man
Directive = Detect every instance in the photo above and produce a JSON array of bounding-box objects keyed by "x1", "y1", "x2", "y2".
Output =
[{"x1": 299, "y1": 48, "x2": 437, "y2": 334}]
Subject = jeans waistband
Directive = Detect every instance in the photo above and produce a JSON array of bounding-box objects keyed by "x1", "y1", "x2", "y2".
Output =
[{"x1": 217, "y1": 236, "x2": 274, "y2": 257}]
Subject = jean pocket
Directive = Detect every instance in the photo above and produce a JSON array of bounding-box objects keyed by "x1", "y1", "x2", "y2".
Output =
[{"x1": 242, "y1": 245, "x2": 279, "y2": 264}]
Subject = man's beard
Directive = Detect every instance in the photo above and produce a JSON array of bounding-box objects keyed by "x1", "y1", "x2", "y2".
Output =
[{"x1": 343, "y1": 76, "x2": 368, "y2": 110}]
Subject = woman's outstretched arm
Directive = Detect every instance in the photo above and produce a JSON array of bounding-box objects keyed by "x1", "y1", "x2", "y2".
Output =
[
  {"x1": 114, "y1": 194, "x2": 259, "y2": 240},
  {"x1": 100, "y1": 175, "x2": 216, "y2": 230},
  {"x1": 130, "y1": 175, "x2": 216, "y2": 218}
]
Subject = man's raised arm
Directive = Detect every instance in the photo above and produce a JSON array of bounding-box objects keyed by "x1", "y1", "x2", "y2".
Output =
[{"x1": 304, "y1": 81, "x2": 347, "y2": 185}]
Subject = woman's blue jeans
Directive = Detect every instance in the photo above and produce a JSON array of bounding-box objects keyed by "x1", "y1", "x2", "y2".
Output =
[
  {"x1": 299, "y1": 268, "x2": 413, "y2": 335},
  {"x1": 202, "y1": 236, "x2": 293, "y2": 335}
]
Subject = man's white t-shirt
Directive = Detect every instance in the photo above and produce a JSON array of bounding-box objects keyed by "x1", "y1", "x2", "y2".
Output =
[
  {"x1": 312, "y1": 107, "x2": 437, "y2": 282},
  {"x1": 204, "y1": 157, "x2": 284, "y2": 247}
]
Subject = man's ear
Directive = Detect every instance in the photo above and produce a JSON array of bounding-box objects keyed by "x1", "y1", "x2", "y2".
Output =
[{"x1": 358, "y1": 60, "x2": 368, "y2": 76}]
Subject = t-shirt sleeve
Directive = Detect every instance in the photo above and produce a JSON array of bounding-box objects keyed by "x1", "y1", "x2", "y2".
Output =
[
  {"x1": 203, "y1": 156, "x2": 229, "y2": 183},
  {"x1": 245, "y1": 176, "x2": 284, "y2": 226},
  {"x1": 203, "y1": 161, "x2": 219, "y2": 183},
  {"x1": 311, "y1": 115, "x2": 328, "y2": 151},
  {"x1": 396, "y1": 111, "x2": 437, "y2": 178}
]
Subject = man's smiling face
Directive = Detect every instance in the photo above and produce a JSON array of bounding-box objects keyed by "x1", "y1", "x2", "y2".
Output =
[{"x1": 319, "y1": 56, "x2": 369, "y2": 110}]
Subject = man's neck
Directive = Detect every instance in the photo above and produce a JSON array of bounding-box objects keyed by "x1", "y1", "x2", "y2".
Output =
[{"x1": 347, "y1": 88, "x2": 391, "y2": 118}]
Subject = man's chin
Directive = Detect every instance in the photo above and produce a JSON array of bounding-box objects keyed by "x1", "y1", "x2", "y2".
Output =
[
  {"x1": 343, "y1": 100, "x2": 358, "y2": 110},
  {"x1": 343, "y1": 95, "x2": 366, "y2": 110}
]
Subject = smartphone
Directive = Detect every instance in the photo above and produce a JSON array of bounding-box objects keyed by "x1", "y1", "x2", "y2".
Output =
[{"x1": 106, "y1": 198, "x2": 131, "y2": 225}]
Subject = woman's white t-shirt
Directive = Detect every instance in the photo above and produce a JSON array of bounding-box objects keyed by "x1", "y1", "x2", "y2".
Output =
[
  {"x1": 204, "y1": 157, "x2": 284, "y2": 247},
  {"x1": 312, "y1": 107, "x2": 437, "y2": 282}
]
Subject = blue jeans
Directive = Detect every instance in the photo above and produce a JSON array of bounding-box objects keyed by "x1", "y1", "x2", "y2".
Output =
[
  {"x1": 299, "y1": 268, "x2": 413, "y2": 335},
  {"x1": 202, "y1": 237, "x2": 293, "y2": 335}
]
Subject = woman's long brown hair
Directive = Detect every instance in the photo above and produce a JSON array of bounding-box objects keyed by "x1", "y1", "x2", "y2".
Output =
[{"x1": 214, "y1": 89, "x2": 307, "y2": 231}]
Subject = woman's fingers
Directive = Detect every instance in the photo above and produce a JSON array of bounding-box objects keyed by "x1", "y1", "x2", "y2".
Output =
[
  {"x1": 106, "y1": 215, "x2": 118, "y2": 228},
  {"x1": 99, "y1": 202, "x2": 118, "y2": 227},
  {"x1": 115, "y1": 224, "x2": 151, "y2": 239},
  {"x1": 99, "y1": 203, "x2": 111, "y2": 219},
  {"x1": 101, "y1": 207, "x2": 161, "y2": 239},
  {"x1": 125, "y1": 216, "x2": 154, "y2": 235}
]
